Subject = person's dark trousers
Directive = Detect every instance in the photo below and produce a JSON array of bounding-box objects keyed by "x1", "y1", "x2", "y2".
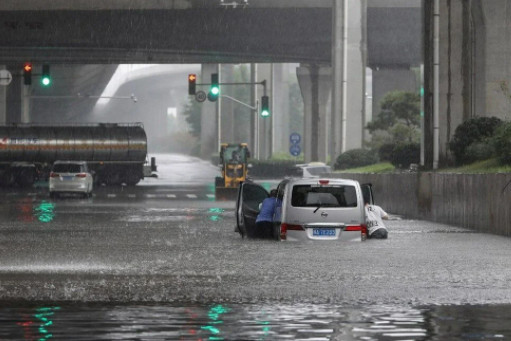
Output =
[
  {"x1": 255, "y1": 221, "x2": 273, "y2": 239},
  {"x1": 369, "y1": 229, "x2": 388, "y2": 239}
]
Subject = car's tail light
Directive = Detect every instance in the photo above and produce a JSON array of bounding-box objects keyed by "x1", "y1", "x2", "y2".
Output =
[
  {"x1": 75, "y1": 173, "x2": 87, "y2": 178},
  {"x1": 344, "y1": 225, "x2": 362, "y2": 231},
  {"x1": 280, "y1": 223, "x2": 303, "y2": 240},
  {"x1": 49, "y1": 172, "x2": 59, "y2": 178},
  {"x1": 344, "y1": 225, "x2": 367, "y2": 241}
]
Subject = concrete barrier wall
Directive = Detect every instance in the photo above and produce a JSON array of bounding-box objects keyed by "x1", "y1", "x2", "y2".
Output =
[{"x1": 331, "y1": 173, "x2": 511, "y2": 236}]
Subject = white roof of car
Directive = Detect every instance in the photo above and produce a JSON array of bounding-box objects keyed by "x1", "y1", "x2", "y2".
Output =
[
  {"x1": 286, "y1": 177, "x2": 359, "y2": 186},
  {"x1": 295, "y1": 162, "x2": 329, "y2": 168}
]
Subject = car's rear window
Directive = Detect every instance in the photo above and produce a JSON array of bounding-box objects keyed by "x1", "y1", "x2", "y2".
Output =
[
  {"x1": 291, "y1": 184, "x2": 358, "y2": 207},
  {"x1": 52, "y1": 164, "x2": 83, "y2": 173}
]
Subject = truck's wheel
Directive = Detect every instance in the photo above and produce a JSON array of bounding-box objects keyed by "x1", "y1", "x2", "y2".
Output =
[{"x1": 124, "y1": 169, "x2": 141, "y2": 186}]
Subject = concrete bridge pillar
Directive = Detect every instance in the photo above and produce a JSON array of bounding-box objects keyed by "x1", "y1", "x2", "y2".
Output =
[
  {"x1": 297, "y1": 64, "x2": 332, "y2": 163},
  {"x1": 4, "y1": 66, "x2": 29, "y2": 124},
  {"x1": 0, "y1": 65, "x2": 6, "y2": 124},
  {"x1": 200, "y1": 64, "x2": 219, "y2": 161}
]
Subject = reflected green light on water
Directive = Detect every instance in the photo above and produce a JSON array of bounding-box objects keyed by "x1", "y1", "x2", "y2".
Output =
[
  {"x1": 208, "y1": 208, "x2": 224, "y2": 222},
  {"x1": 34, "y1": 201, "x2": 55, "y2": 223},
  {"x1": 256, "y1": 311, "x2": 271, "y2": 339},
  {"x1": 201, "y1": 304, "x2": 230, "y2": 340},
  {"x1": 34, "y1": 306, "x2": 60, "y2": 340},
  {"x1": 207, "y1": 183, "x2": 216, "y2": 201}
]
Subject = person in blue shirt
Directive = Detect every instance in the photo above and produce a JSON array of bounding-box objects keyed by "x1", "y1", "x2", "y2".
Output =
[{"x1": 255, "y1": 189, "x2": 279, "y2": 239}]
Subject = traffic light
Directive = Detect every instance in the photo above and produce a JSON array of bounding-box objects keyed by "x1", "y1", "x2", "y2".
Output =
[
  {"x1": 208, "y1": 73, "x2": 219, "y2": 102},
  {"x1": 41, "y1": 64, "x2": 51, "y2": 86},
  {"x1": 261, "y1": 95, "x2": 270, "y2": 117},
  {"x1": 23, "y1": 62, "x2": 32, "y2": 85},
  {"x1": 188, "y1": 74, "x2": 196, "y2": 95}
]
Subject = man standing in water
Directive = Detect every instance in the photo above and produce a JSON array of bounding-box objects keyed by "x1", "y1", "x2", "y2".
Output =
[{"x1": 364, "y1": 199, "x2": 389, "y2": 239}]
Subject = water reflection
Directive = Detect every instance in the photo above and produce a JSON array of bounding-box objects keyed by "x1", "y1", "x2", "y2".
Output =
[
  {"x1": 34, "y1": 201, "x2": 56, "y2": 223},
  {"x1": 208, "y1": 208, "x2": 225, "y2": 222},
  {"x1": 14, "y1": 198, "x2": 55, "y2": 223},
  {"x1": 1, "y1": 303, "x2": 509, "y2": 340},
  {"x1": 15, "y1": 306, "x2": 60, "y2": 341}
]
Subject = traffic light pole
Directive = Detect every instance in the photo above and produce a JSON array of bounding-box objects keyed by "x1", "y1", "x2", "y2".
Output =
[
  {"x1": 220, "y1": 95, "x2": 258, "y2": 111},
  {"x1": 195, "y1": 80, "x2": 267, "y2": 94}
]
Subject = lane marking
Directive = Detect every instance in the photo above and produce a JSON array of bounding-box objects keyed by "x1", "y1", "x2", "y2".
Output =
[
  {"x1": 166, "y1": 194, "x2": 176, "y2": 198},
  {"x1": 107, "y1": 194, "x2": 116, "y2": 198},
  {"x1": 206, "y1": 194, "x2": 215, "y2": 199},
  {"x1": 186, "y1": 194, "x2": 197, "y2": 199},
  {"x1": 128, "y1": 194, "x2": 136, "y2": 198}
]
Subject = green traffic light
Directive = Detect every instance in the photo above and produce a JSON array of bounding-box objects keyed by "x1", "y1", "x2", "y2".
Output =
[
  {"x1": 260, "y1": 95, "x2": 270, "y2": 117},
  {"x1": 41, "y1": 76, "x2": 51, "y2": 86},
  {"x1": 211, "y1": 86, "x2": 219, "y2": 95},
  {"x1": 41, "y1": 64, "x2": 51, "y2": 86}
]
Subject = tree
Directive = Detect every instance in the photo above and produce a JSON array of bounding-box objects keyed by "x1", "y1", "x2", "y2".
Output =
[
  {"x1": 182, "y1": 97, "x2": 202, "y2": 138},
  {"x1": 367, "y1": 91, "x2": 420, "y2": 144}
]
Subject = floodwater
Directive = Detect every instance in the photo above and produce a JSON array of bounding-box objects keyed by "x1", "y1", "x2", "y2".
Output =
[
  {"x1": 1, "y1": 154, "x2": 511, "y2": 339},
  {"x1": 0, "y1": 303, "x2": 509, "y2": 340}
]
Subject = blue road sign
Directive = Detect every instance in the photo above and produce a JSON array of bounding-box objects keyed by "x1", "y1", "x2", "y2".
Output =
[
  {"x1": 290, "y1": 132, "x2": 301, "y2": 145},
  {"x1": 289, "y1": 144, "x2": 301, "y2": 156}
]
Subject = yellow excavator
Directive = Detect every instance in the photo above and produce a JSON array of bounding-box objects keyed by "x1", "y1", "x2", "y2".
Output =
[{"x1": 215, "y1": 143, "x2": 250, "y2": 200}]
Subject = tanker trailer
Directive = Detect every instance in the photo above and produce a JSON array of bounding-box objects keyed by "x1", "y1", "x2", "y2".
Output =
[{"x1": 0, "y1": 123, "x2": 153, "y2": 187}]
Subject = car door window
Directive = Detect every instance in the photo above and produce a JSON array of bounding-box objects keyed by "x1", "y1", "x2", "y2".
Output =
[
  {"x1": 361, "y1": 183, "x2": 374, "y2": 205},
  {"x1": 242, "y1": 183, "x2": 268, "y2": 211}
]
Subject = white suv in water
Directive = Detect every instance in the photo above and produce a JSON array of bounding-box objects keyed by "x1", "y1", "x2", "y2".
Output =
[
  {"x1": 49, "y1": 161, "x2": 93, "y2": 198},
  {"x1": 236, "y1": 177, "x2": 373, "y2": 242}
]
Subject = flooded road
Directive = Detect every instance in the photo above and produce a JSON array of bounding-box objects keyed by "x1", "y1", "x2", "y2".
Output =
[
  {"x1": 1, "y1": 303, "x2": 510, "y2": 340},
  {"x1": 1, "y1": 154, "x2": 511, "y2": 339}
]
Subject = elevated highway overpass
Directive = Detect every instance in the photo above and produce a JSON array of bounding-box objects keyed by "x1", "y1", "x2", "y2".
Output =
[{"x1": 2, "y1": 0, "x2": 507, "y2": 169}]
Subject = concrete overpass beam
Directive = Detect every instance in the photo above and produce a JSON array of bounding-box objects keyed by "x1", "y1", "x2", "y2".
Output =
[{"x1": 297, "y1": 64, "x2": 332, "y2": 163}]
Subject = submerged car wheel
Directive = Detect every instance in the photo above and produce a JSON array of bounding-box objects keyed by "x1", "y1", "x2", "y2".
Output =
[
  {"x1": 272, "y1": 223, "x2": 281, "y2": 241},
  {"x1": 238, "y1": 213, "x2": 246, "y2": 238}
]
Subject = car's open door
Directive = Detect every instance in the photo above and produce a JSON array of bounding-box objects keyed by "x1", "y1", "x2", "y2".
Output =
[
  {"x1": 361, "y1": 183, "x2": 374, "y2": 204},
  {"x1": 236, "y1": 181, "x2": 269, "y2": 238}
]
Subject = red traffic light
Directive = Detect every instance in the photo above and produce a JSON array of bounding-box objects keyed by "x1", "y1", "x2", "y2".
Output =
[
  {"x1": 23, "y1": 62, "x2": 32, "y2": 85},
  {"x1": 188, "y1": 74, "x2": 196, "y2": 95}
]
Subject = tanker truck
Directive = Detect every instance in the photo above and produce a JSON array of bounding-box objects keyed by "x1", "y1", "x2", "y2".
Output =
[{"x1": 0, "y1": 123, "x2": 155, "y2": 187}]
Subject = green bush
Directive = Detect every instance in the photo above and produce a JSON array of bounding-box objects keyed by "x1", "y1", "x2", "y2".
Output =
[
  {"x1": 449, "y1": 116, "x2": 503, "y2": 165},
  {"x1": 464, "y1": 141, "x2": 495, "y2": 164},
  {"x1": 378, "y1": 143, "x2": 395, "y2": 162},
  {"x1": 493, "y1": 122, "x2": 511, "y2": 164},
  {"x1": 248, "y1": 159, "x2": 298, "y2": 178},
  {"x1": 335, "y1": 149, "x2": 378, "y2": 170},
  {"x1": 390, "y1": 143, "x2": 420, "y2": 169}
]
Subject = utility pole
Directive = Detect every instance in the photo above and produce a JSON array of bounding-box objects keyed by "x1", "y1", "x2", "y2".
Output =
[{"x1": 331, "y1": 0, "x2": 345, "y2": 166}]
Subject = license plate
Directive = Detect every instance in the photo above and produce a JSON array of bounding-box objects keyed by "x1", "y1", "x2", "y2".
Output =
[
  {"x1": 312, "y1": 228, "x2": 336, "y2": 236},
  {"x1": 63, "y1": 176, "x2": 73, "y2": 180}
]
